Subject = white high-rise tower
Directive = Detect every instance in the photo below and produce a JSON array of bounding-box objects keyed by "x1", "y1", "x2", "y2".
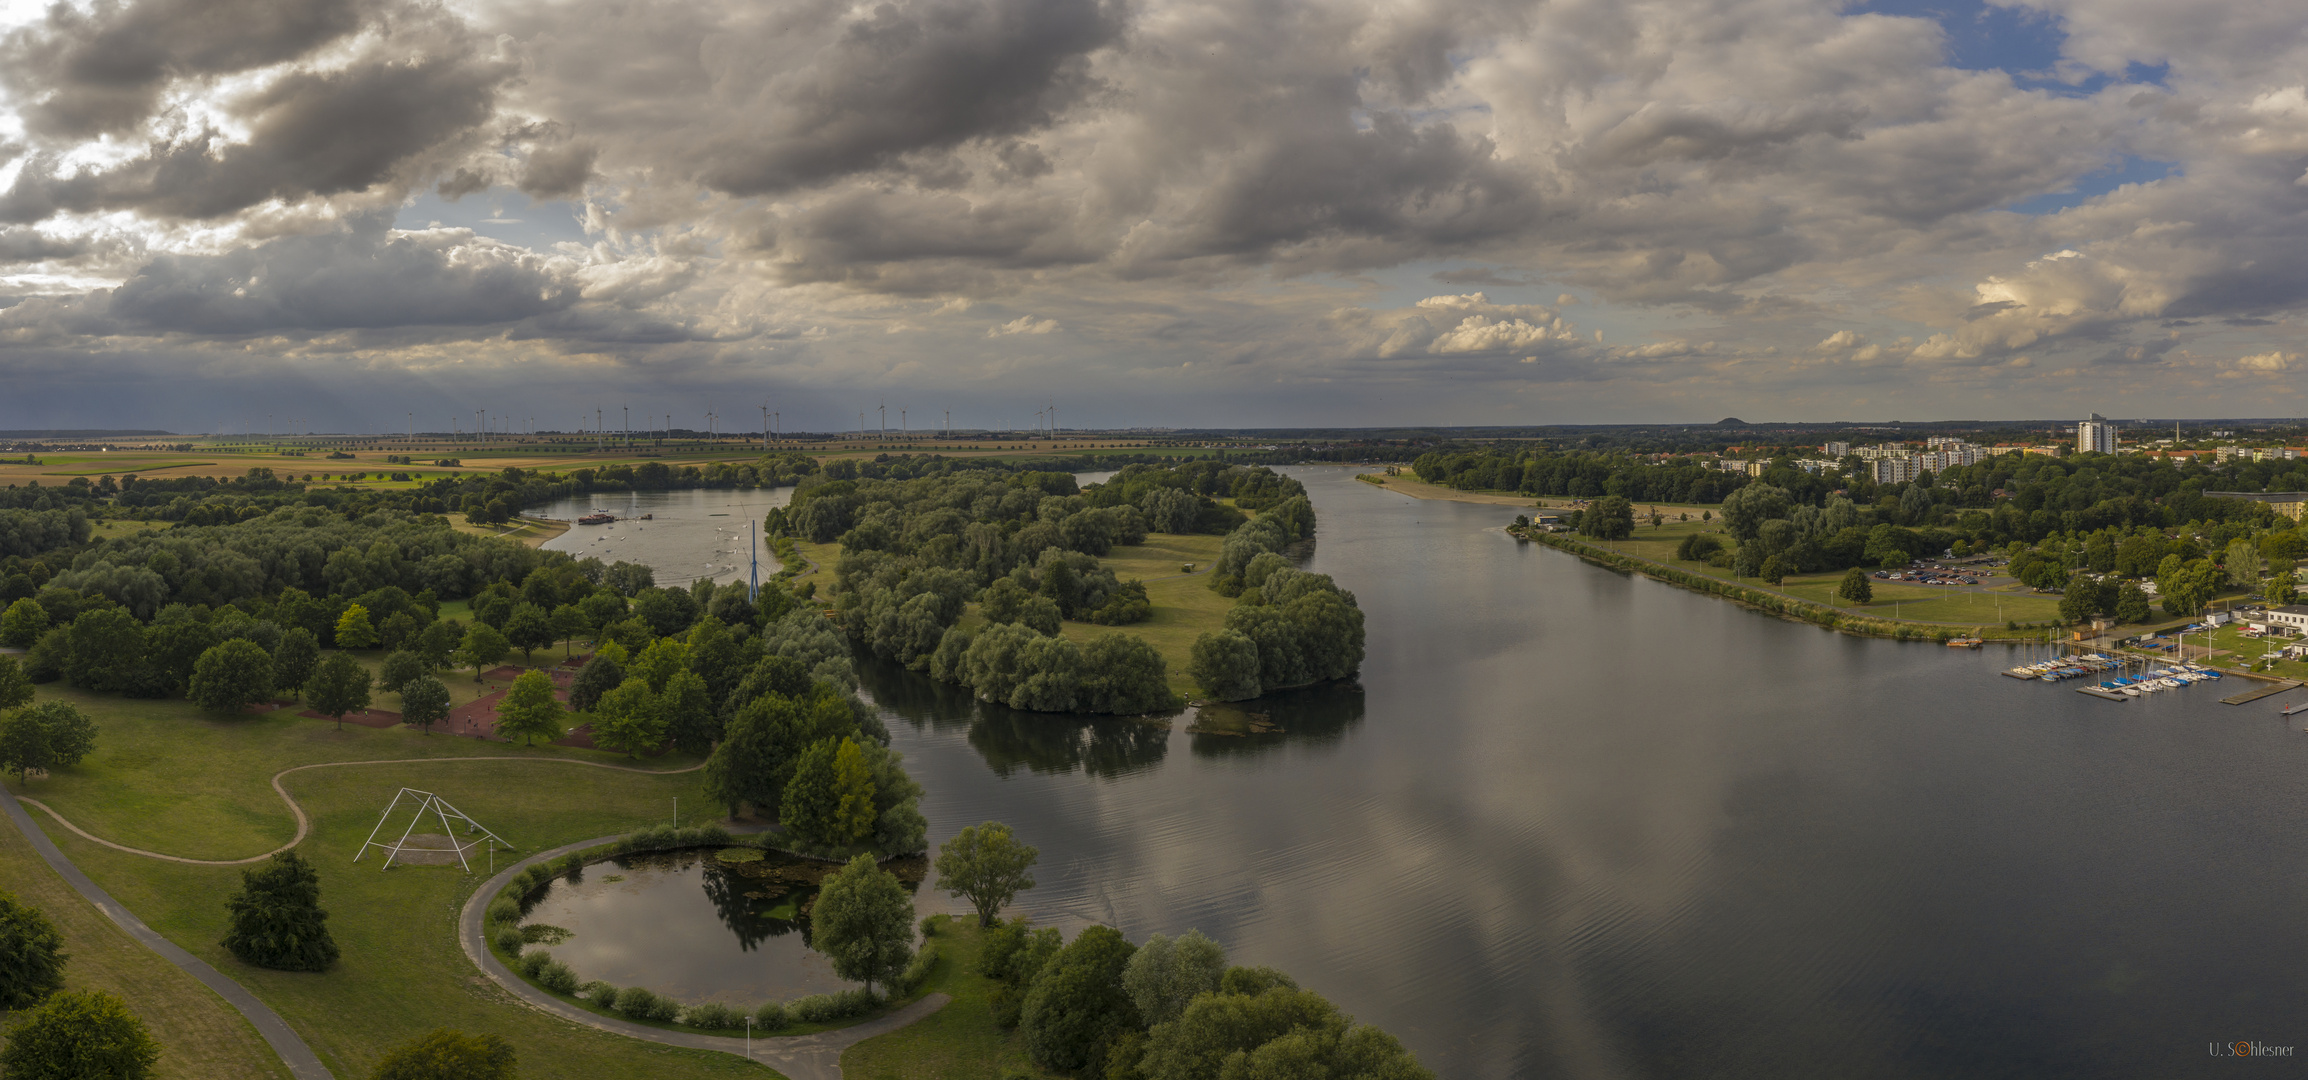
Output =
[{"x1": 2077, "y1": 414, "x2": 2117, "y2": 455}]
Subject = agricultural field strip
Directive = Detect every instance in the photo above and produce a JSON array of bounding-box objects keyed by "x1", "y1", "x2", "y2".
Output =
[
  {"x1": 3, "y1": 791, "x2": 335, "y2": 1080},
  {"x1": 16, "y1": 756, "x2": 704, "y2": 865},
  {"x1": 457, "y1": 835, "x2": 950, "y2": 1080}
]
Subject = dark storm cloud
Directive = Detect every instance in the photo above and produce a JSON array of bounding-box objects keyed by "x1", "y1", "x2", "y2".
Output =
[
  {"x1": 0, "y1": 0, "x2": 366, "y2": 137},
  {"x1": 691, "y1": 0, "x2": 1123, "y2": 195},
  {"x1": 517, "y1": 142, "x2": 600, "y2": 199},
  {"x1": 0, "y1": 228, "x2": 90, "y2": 262},
  {"x1": 0, "y1": 51, "x2": 510, "y2": 223},
  {"x1": 97, "y1": 217, "x2": 576, "y2": 334}
]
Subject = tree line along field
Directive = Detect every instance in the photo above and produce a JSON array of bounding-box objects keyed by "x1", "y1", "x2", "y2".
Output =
[
  {"x1": 0, "y1": 438, "x2": 1231, "y2": 494},
  {"x1": 1586, "y1": 513, "x2": 2070, "y2": 627}
]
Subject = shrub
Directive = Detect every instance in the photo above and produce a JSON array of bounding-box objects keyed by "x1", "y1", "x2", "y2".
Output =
[
  {"x1": 581, "y1": 981, "x2": 619, "y2": 1005},
  {"x1": 613, "y1": 986, "x2": 679, "y2": 1021},
  {"x1": 493, "y1": 927, "x2": 524, "y2": 956},
  {"x1": 537, "y1": 960, "x2": 580, "y2": 995},
  {"x1": 372, "y1": 1029, "x2": 517, "y2": 1080},
  {"x1": 221, "y1": 850, "x2": 338, "y2": 972},
  {"x1": 753, "y1": 1001, "x2": 789, "y2": 1031},
  {"x1": 683, "y1": 1002, "x2": 745, "y2": 1030},
  {"x1": 790, "y1": 988, "x2": 879, "y2": 1023},
  {"x1": 897, "y1": 942, "x2": 939, "y2": 993},
  {"x1": 0, "y1": 989, "x2": 161, "y2": 1080},
  {"x1": 0, "y1": 889, "x2": 67, "y2": 1009},
  {"x1": 517, "y1": 950, "x2": 553, "y2": 978},
  {"x1": 485, "y1": 898, "x2": 520, "y2": 926}
]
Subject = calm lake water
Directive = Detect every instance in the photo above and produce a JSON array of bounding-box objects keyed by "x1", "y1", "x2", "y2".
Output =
[
  {"x1": 542, "y1": 466, "x2": 2308, "y2": 1077},
  {"x1": 516, "y1": 848, "x2": 925, "y2": 1004},
  {"x1": 533, "y1": 489, "x2": 795, "y2": 588}
]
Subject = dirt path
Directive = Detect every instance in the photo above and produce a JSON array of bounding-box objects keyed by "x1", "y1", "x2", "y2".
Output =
[{"x1": 15, "y1": 755, "x2": 705, "y2": 866}]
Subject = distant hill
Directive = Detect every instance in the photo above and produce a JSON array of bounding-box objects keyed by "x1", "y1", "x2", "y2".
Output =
[{"x1": 0, "y1": 430, "x2": 177, "y2": 437}]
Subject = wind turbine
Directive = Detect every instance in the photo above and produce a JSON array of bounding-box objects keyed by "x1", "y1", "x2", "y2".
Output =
[{"x1": 878, "y1": 400, "x2": 885, "y2": 439}]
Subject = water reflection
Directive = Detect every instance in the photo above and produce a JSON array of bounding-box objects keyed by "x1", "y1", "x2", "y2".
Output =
[
  {"x1": 1184, "y1": 682, "x2": 1365, "y2": 759},
  {"x1": 517, "y1": 848, "x2": 924, "y2": 1004}
]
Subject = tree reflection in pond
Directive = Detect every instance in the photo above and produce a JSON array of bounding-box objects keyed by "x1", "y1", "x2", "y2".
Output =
[{"x1": 518, "y1": 847, "x2": 926, "y2": 1004}]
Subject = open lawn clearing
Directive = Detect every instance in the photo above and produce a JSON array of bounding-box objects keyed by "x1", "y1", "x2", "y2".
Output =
[
  {"x1": 842, "y1": 917, "x2": 1057, "y2": 1080},
  {"x1": 34, "y1": 759, "x2": 769, "y2": 1080},
  {"x1": 6, "y1": 682, "x2": 703, "y2": 861},
  {"x1": 1058, "y1": 532, "x2": 1229, "y2": 698},
  {"x1": 0, "y1": 809, "x2": 290, "y2": 1080}
]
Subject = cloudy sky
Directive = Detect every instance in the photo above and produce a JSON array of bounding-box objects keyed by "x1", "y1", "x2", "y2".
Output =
[{"x1": 0, "y1": 0, "x2": 2303, "y2": 432}]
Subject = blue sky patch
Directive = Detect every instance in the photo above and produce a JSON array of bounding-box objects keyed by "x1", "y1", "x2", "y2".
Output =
[
  {"x1": 394, "y1": 188, "x2": 592, "y2": 250},
  {"x1": 2004, "y1": 156, "x2": 2177, "y2": 214}
]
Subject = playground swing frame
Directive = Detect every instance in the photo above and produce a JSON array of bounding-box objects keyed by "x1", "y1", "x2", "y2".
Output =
[{"x1": 354, "y1": 787, "x2": 513, "y2": 872}]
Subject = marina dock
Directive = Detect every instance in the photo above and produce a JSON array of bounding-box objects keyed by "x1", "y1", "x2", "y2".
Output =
[{"x1": 2222, "y1": 680, "x2": 2303, "y2": 706}]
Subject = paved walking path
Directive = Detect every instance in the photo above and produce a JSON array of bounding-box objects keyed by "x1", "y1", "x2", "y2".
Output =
[
  {"x1": 459, "y1": 835, "x2": 949, "y2": 1080},
  {"x1": 1, "y1": 789, "x2": 335, "y2": 1080}
]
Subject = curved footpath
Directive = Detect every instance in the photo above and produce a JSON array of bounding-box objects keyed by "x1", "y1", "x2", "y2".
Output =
[
  {"x1": 459, "y1": 835, "x2": 948, "y2": 1080},
  {"x1": 1, "y1": 789, "x2": 335, "y2": 1080},
  {"x1": 16, "y1": 754, "x2": 706, "y2": 866},
  {"x1": 12, "y1": 752, "x2": 947, "y2": 1080}
]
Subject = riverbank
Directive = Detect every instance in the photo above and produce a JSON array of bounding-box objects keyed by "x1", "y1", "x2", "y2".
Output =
[{"x1": 1516, "y1": 527, "x2": 2063, "y2": 642}]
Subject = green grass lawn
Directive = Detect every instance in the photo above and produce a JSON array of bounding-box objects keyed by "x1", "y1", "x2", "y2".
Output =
[
  {"x1": 21, "y1": 751, "x2": 775, "y2": 1080},
  {"x1": 7, "y1": 683, "x2": 703, "y2": 860},
  {"x1": 841, "y1": 916, "x2": 1057, "y2": 1080},
  {"x1": 1579, "y1": 518, "x2": 2070, "y2": 627},
  {"x1": 2192, "y1": 623, "x2": 2308, "y2": 678},
  {"x1": 1055, "y1": 533, "x2": 1228, "y2": 699},
  {"x1": 0, "y1": 814, "x2": 290, "y2": 1080}
]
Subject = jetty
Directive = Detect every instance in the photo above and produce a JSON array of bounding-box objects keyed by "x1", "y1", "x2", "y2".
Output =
[{"x1": 2222, "y1": 679, "x2": 2303, "y2": 706}]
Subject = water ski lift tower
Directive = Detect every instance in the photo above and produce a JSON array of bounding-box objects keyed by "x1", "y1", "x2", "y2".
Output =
[{"x1": 355, "y1": 788, "x2": 513, "y2": 872}]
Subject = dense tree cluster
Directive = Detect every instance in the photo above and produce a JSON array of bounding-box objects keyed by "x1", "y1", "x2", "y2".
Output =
[
  {"x1": 800, "y1": 462, "x2": 1319, "y2": 714},
  {"x1": 702, "y1": 644, "x2": 924, "y2": 854},
  {"x1": 1188, "y1": 563, "x2": 1366, "y2": 703},
  {"x1": 979, "y1": 918, "x2": 1433, "y2": 1079}
]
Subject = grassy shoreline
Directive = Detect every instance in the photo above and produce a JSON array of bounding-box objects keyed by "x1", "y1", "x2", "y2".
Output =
[{"x1": 1518, "y1": 528, "x2": 2057, "y2": 642}]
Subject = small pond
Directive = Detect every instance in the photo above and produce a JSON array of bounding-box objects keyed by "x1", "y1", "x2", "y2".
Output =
[{"x1": 516, "y1": 848, "x2": 926, "y2": 1005}]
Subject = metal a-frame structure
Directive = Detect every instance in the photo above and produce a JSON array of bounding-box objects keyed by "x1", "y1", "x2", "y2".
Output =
[{"x1": 354, "y1": 788, "x2": 513, "y2": 872}]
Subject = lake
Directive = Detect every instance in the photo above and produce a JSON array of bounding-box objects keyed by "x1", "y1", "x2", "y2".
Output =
[
  {"x1": 550, "y1": 466, "x2": 2308, "y2": 1077},
  {"x1": 533, "y1": 488, "x2": 795, "y2": 588}
]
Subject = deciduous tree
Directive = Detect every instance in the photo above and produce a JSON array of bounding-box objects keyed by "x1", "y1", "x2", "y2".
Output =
[
  {"x1": 188, "y1": 640, "x2": 276, "y2": 712},
  {"x1": 459, "y1": 623, "x2": 510, "y2": 681},
  {"x1": 589, "y1": 676, "x2": 663, "y2": 757},
  {"x1": 0, "y1": 597, "x2": 47, "y2": 648},
  {"x1": 1122, "y1": 929, "x2": 1226, "y2": 1027},
  {"x1": 1837, "y1": 567, "x2": 1873, "y2": 605},
  {"x1": 0, "y1": 887, "x2": 67, "y2": 1008},
  {"x1": 494, "y1": 670, "x2": 565, "y2": 746},
  {"x1": 399, "y1": 675, "x2": 452, "y2": 736},
  {"x1": 0, "y1": 653, "x2": 33, "y2": 711},
  {"x1": 271, "y1": 628, "x2": 319, "y2": 699},
  {"x1": 809, "y1": 854, "x2": 915, "y2": 995},
  {"x1": 1188, "y1": 629, "x2": 1261, "y2": 702},
  {"x1": 501, "y1": 603, "x2": 554, "y2": 663},
  {"x1": 935, "y1": 821, "x2": 1038, "y2": 926},
  {"x1": 0, "y1": 702, "x2": 97, "y2": 782},
  {"x1": 305, "y1": 651, "x2": 372, "y2": 730},
  {"x1": 1021, "y1": 925, "x2": 1140, "y2": 1074},
  {"x1": 334, "y1": 603, "x2": 377, "y2": 649},
  {"x1": 376, "y1": 650, "x2": 427, "y2": 695}
]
